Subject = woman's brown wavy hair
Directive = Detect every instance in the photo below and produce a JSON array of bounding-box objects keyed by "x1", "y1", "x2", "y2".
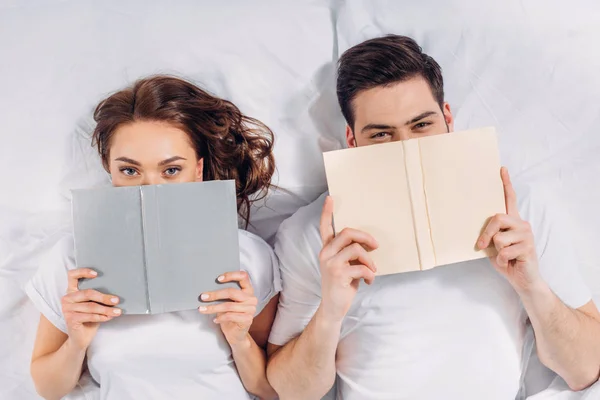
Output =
[{"x1": 91, "y1": 75, "x2": 274, "y2": 227}]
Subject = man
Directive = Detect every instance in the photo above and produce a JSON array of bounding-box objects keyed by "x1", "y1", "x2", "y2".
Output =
[{"x1": 266, "y1": 35, "x2": 600, "y2": 399}]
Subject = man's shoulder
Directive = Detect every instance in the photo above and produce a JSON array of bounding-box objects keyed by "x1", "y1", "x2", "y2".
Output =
[
  {"x1": 273, "y1": 192, "x2": 326, "y2": 274},
  {"x1": 277, "y1": 192, "x2": 326, "y2": 239},
  {"x1": 514, "y1": 181, "x2": 556, "y2": 250}
]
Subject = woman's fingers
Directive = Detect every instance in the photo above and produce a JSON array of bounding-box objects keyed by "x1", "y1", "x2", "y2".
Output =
[
  {"x1": 201, "y1": 287, "x2": 254, "y2": 303},
  {"x1": 213, "y1": 312, "x2": 253, "y2": 326},
  {"x1": 199, "y1": 302, "x2": 256, "y2": 315},
  {"x1": 66, "y1": 312, "x2": 115, "y2": 325},
  {"x1": 67, "y1": 268, "x2": 98, "y2": 293},
  {"x1": 216, "y1": 271, "x2": 253, "y2": 293},
  {"x1": 63, "y1": 289, "x2": 119, "y2": 306},
  {"x1": 64, "y1": 301, "x2": 122, "y2": 317}
]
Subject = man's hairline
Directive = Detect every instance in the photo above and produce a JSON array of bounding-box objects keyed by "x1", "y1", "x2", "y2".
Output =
[{"x1": 344, "y1": 75, "x2": 444, "y2": 133}]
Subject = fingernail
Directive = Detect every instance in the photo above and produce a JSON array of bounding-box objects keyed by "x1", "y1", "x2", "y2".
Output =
[
  {"x1": 111, "y1": 297, "x2": 119, "y2": 304},
  {"x1": 201, "y1": 294, "x2": 209, "y2": 301},
  {"x1": 217, "y1": 275, "x2": 224, "y2": 282},
  {"x1": 198, "y1": 306, "x2": 207, "y2": 312},
  {"x1": 90, "y1": 270, "x2": 98, "y2": 276},
  {"x1": 113, "y1": 308, "x2": 121, "y2": 315}
]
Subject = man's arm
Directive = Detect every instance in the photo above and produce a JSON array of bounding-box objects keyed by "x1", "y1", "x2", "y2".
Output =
[
  {"x1": 266, "y1": 197, "x2": 378, "y2": 400},
  {"x1": 478, "y1": 168, "x2": 600, "y2": 391},
  {"x1": 267, "y1": 307, "x2": 342, "y2": 399},
  {"x1": 521, "y1": 287, "x2": 600, "y2": 390}
]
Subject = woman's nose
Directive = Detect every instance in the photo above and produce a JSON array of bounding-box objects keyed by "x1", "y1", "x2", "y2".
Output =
[{"x1": 140, "y1": 174, "x2": 162, "y2": 186}]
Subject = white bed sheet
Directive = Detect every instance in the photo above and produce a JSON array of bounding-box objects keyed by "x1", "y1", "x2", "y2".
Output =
[{"x1": 1, "y1": 1, "x2": 599, "y2": 399}]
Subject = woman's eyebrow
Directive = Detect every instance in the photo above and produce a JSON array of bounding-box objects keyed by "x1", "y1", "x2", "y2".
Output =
[
  {"x1": 114, "y1": 157, "x2": 141, "y2": 166},
  {"x1": 158, "y1": 156, "x2": 187, "y2": 166}
]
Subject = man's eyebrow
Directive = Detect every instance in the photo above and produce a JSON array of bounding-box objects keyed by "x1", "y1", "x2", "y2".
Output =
[
  {"x1": 405, "y1": 111, "x2": 437, "y2": 126},
  {"x1": 361, "y1": 124, "x2": 397, "y2": 134},
  {"x1": 158, "y1": 156, "x2": 186, "y2": 166},
  {"x1": 114, "y1": 157, "x2": 141, "y2": 166}
]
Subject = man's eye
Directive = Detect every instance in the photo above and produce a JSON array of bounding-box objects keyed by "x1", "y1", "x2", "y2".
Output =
[
  {"x1": 164, "y1": 167, "x2": 181, "y2": 176},
  {"x1": 120, "y1": 167, "x2": 138, "y2": 176},
  {"x1": 414, "y1": 122, "x2": 431, "y2": 130},
  {"x1": 372, "y1": 132, "x2": 390, "y2": 139}
]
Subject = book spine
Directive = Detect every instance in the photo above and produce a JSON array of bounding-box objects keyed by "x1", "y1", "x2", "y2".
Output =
[
  {"x1": 402, "y1": 140, "x2": 436, "y2": 270},
  {"x1": 139, "y1": 186, "x2": 153, "y2": 314}
]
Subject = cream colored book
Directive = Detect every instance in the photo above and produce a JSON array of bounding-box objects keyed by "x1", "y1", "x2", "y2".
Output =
[{"x1": 323, "y1": 127, "x2": 506, "y2": 276}]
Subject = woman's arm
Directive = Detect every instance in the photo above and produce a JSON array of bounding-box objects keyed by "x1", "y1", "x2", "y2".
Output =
[
  {"x1": 30, "y1": 268, "x2": 122, "y2": 399},
  {"x1": 199, "y1": 272, "x2": 278, "y2": 400},
  {"x1": 30, "y1": 316, "x2": 86, "y2": 400},
  {"x1": 230, "y1": 296, "x2": 279, "y2": 399}
]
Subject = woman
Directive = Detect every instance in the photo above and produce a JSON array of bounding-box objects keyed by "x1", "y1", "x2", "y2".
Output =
[{"x1": 25, "y1": 76, "x2": 280, "y2": 399}]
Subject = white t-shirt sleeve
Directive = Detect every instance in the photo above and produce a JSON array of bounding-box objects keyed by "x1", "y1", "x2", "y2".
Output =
[
  {"x1": 24, "y1": 235, "x2": 75, "y2": 334},
  {"x1": 518, "y1": 184, "x2": 592, "y2": 309},
  {"x1": 238, "y1": 229, "x2": 281, "y2": 315},
  {"x1": 268, "y1": 194, "x2": 325, "y2": 346}
]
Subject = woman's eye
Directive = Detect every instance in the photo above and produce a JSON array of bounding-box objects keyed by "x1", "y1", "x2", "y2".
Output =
[
  {"x1": 120, "y1": 168, "x2": 138, "y2": 176},
  {"x1": 164, "y1": 167, "x2": 181, "y2": 176}
]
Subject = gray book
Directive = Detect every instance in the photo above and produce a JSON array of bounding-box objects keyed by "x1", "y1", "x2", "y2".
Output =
[{"x1": 72, "y1": 180, "x2": 240, "y2": 314}]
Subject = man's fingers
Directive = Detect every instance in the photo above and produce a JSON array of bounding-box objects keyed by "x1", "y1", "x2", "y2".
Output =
[
  {"x1": 201, "y1": 287, "x2": 251, "y2": 303},
  {"x1": 501, "y1": 167, "x2": 519, "y2": 217},
  {"x1": 496, "y1": 243, "x2": 529, "y2": 268},
  {"x1": 64, "y1": 289, "x2": 119, "y2": 306},
  {"x1": 323, "y1": 228, "x2": 379, "y2": 261},
  {"x1": 334, "y1": 242, "x2": 377, "y2": 273},
  {"x1": 346, "y1": 264, "x2": 376, "y2": 285},
  {"x1": 199, "y1": 302, "x2": 256, "y2": 316},
  {"x1": 478, "y1": 214, "x2": 521, "y2": 249},
  {"x1": 67, "y1": 268, "x2": 97, "y2": 293},
  {"x1": 216, "y1": 271, "x2": 252, "y2": 293},
  {"x1": 65, "y1": 302, "x2": 122, "y2": 317},
  {"x1": 319, "y1": 196, "x2": 335, "y2": 247},
  {"x1": 491, "y1": 230, "x2": 524, "y2": 252}
]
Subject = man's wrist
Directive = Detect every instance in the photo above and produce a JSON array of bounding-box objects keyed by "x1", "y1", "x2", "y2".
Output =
[
  {"x1": 515, "y1": 276, "x2": 552, "y2": 304},
  {"x1": 315, "y1": 303, "x2": 345, "y2": 332}
]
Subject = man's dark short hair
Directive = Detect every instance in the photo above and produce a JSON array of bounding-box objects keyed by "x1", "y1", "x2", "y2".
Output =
[{"x1": 336, "y1": 34, "x2": 445, "y2": 129}]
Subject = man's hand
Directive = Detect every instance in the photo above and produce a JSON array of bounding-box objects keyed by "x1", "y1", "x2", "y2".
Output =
[
  {"x1": 318, "y1": 196, "x2": 378, "y2": 322},
  {"x1": 478, "y1": 167, "x2": 542, "y2": 293}
]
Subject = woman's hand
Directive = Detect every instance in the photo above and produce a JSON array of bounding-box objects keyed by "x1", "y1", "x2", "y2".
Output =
[
  {"x1": 61, "y1": 268, "x2": 121, "y2": 351},
  {"x1": 198, "y1": 271, "x2": 258, "y2": 348}
]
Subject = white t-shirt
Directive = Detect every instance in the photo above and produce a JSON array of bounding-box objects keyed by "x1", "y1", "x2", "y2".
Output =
[
  {"x1": 26, "y1": 229, "x2": 280, "y2": 400},
  {"x1": 269, "y1": 188, "x2": 592, "y2": 400}
]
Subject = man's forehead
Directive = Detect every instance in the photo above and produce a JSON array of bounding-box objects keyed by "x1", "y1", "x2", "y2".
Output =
[{"x1": 352, "y1": 77, "x2": 439, "y2": 126}]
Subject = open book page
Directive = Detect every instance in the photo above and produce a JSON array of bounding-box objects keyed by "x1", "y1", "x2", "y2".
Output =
[
  {"x1": 418, "y1": 127, "x2": 505, "y2": 267},
  {"x1": 323, "y1": 141, "x2": 421, "y2": 275},
  {"x1": 146, "y1": 181, "x2": 240, "y2": 313},
  {"x1": 74, "y1": 186, "x2": 150, "y2": 314}
]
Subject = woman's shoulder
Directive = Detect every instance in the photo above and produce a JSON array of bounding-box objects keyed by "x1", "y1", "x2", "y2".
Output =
[{"x1": 237, "y1": 229, "x2": 280, "y2": 305}]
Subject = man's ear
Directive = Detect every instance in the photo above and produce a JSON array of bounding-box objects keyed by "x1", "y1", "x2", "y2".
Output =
[
  {"x1": 443, "y1": 102, "x2": 454, "y2": 132},
  {"x1": 346, "y1": 125, "x2": 357, "y2": 148},
  {"x1": 196, "y1": 158, "x2": 204, "y2": 182}
]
